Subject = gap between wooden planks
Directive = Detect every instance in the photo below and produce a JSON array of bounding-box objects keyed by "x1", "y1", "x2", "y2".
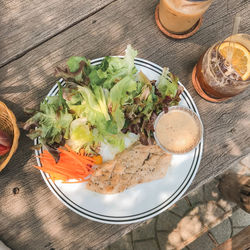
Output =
[{"x1": 0, "y1": 0, "x2": 118, "y2": 68}]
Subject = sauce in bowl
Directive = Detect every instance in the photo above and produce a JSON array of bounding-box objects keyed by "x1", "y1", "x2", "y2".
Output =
[{"x1": 154, "y1": 106, "x2": 203, "y2": 154}]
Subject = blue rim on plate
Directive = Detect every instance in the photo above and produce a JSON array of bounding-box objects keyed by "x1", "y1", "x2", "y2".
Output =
[{"x1": 35, "y1": 57, "x2": 203, "y2": 224}]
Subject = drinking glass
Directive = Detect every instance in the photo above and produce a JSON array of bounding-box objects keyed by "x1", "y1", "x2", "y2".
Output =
[
  {"x1": 194, "y1": 34, "x2": 250, "y2": 99},
  {"x1": 158, "y1": 0, "x2": 212, "y2": 35}
]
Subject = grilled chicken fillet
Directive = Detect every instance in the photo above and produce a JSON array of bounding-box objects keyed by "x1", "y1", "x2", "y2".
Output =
[{"x1": 86, "y1": 142, "x2": 172, "y2": 194}]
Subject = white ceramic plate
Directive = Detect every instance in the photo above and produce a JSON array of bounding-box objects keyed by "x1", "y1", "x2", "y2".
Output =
[{"x1": 35, "y1": 58, "x2": 203, "y2": 224}]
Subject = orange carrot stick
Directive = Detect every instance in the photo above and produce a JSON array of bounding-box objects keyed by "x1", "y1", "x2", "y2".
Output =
[{"x1": 33, "y1": 147, "x2": 100, "y2": 183}]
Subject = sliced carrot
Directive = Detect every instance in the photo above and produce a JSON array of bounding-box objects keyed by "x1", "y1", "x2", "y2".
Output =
[
  {"x1": 62, "y1": 149, "x2": 94, "y2": 165},
  {"x1": 33, "y1": 147, "x2": 98, "y2": 183},
  {"x1": 58, "y1": 148, "x2": 93, "y2": 165},
  {"x1": 64, "y1": 145, "x2": 95, "y2": 162}
]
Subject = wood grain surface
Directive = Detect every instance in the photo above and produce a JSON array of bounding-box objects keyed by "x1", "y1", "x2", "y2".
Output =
[
  {"x1": 0, "y1": 0, "x2": 116, "y2": 68},
  {"x1": 214, "y1": 226, "x2": 250, "y2": 250},
  {"x1": 0, "y1": 0, "x2": 250, "y2": 249}
]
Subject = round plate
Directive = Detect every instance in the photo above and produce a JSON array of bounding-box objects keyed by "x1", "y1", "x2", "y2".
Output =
[{"x1": 35, "y1": 58, "x2": 203, "y2": 224}]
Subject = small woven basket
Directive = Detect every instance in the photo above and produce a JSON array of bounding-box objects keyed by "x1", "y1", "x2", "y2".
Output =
[{"x1": 0, "y1": 101, "x2": 20, "y2": 171}]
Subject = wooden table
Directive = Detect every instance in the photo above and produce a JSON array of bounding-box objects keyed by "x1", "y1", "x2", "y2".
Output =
[{"x1": 0, "y1": 0, "x2": 249, "y2": 249}]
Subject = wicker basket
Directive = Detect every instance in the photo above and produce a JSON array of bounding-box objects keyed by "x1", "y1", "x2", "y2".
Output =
[{"x1": 0, "y1": 101, "x2": 20, "y2": 171}]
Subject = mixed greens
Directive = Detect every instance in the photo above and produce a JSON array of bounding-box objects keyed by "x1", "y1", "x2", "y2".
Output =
[{"x1": 24, "y1": 45, "x2": 183, "y2": 159}]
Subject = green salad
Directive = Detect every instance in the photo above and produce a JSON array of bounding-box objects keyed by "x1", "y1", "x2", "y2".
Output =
[{"x1": 24, "y1": 45, "x2": 183, "y2": 160}]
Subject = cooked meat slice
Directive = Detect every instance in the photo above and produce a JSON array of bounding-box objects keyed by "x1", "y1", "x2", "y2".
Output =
[{"x1": 86, "y1": 142, "x2": 172, "y2": 194}]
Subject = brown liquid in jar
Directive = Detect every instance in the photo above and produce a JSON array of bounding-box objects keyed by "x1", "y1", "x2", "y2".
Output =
[{"x1": 195, "y1": 34, "x2": 250, "y2": 98}]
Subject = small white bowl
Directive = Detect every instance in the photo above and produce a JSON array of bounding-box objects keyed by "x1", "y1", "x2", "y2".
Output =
[{"x1": 153, "y1": 106, "x2": 203, "y2": 154}]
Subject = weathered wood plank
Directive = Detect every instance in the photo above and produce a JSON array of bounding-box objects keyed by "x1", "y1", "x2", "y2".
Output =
[
  {"x1": 214, "y1": 226, "x2": 250, "y2": 250},
  {"x1": 0, "y1": 0, "x2": 249, "y2": 249},
  {"x1": 0, "y1": 0, "x2": 116, "y2": 68}
]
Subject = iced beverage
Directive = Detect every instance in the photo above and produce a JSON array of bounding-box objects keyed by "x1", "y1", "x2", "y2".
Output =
[
  {"x1": 159, "y1": 0, "x2": 212, "y2": 34},
  {"x1": 195, "y1": 34, "x2": 250, "y2": 98}
]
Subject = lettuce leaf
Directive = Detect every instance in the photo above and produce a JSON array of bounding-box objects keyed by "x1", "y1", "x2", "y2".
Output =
[
  {"x1": 109, "y1": 76, "x2": 137, "y2": 131},
  {"x1": 55, "y1": 56, "x2": 91, "y2": 84},
  {"x1": 67, "y1": 56, "x2": 88, "y2": 72},
  {"x1": 157, "y1": 67, "x2": 179, "y2": 98},
  {"x1": 77, "y1": 86, "x2": 107, "y2": 132},
  {"x1": 66, "y1": 118, "x2": 94, "y2": 152},
  {"x1": 24, "y1": 82, "x2": 73, "y2": 146},
  {"x1": 124, "y1": 44, "x2": 138, "y2": 73},
  {"x1": 93, "y1": 86, "x2": 110, "y2": 121},
  {"x1": 88, "y1": 45, "x2": 138, "y2": 90}
]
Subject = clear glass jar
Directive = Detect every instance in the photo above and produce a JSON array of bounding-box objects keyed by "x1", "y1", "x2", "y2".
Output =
[{"x1": 196, "y1": 34, "x2": 250, "y2": 98}]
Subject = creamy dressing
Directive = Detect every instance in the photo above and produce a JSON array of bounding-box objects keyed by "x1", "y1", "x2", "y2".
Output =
[{"x1": 155, "y1": 109, "x2": 202, "y2": 154}]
